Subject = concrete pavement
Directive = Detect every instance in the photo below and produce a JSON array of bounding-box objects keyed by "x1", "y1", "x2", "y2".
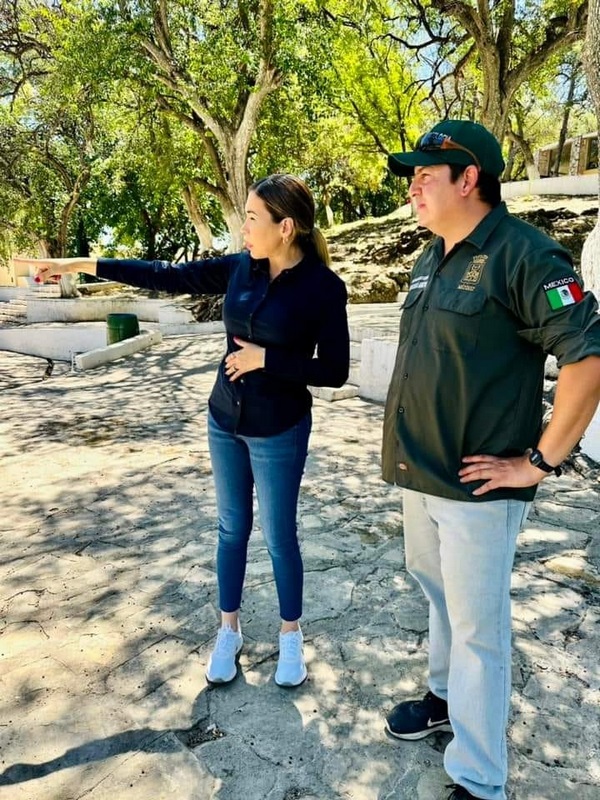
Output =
[{"x1": 1, "y1": 323, "x2": 599, "y2": 800}]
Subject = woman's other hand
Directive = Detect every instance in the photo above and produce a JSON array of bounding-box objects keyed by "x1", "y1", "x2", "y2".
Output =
[{"x1": 225, "y1": 337, "x2": 266, "y2": 380}]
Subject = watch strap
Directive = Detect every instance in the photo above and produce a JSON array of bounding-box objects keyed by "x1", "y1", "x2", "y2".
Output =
[{"x1": 528, "y1": 448, "x2": 562, "y2": 477}]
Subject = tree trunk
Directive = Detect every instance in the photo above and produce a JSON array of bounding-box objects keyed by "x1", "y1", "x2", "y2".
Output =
[
  {"x1": 322, "y1": 188, "x2": 334, "y2": 228},
  {"x1": 222, "y1": 199, "x2": 245, "y2": 253},
  {"x1": 506, "y1": 125, "x2": 540, "y2": 180},
  {"x1": 132, "y1": 0, "x2": 279, "y2": 250},
  {"x1": 581, "y1": 0, "x2": 600, "y2": 297},
  {"x1": 182, "y1": 185, "x2": 214, "y2": 252},
  {"x1": 552, "y1": 60, "x2": 580, "y2": 176}
]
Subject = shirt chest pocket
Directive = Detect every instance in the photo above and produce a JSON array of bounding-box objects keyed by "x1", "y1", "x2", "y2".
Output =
[
  {"x1": 428, "y1": 288, "x2": 487, "y2": 354},
  {"x1": 398, "y1": 290, "x2": 424, "y2": 345}
]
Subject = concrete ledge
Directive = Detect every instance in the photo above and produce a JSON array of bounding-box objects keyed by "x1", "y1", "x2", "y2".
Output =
[
  {"x1": 309, "y1": 384, "x2": 359, "y2": 401},
  {"x1": 74, "y1": 330, "x2": 162, "y2": 370}
]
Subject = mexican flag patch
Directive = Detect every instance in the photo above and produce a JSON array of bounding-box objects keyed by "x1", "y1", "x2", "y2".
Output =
[{"x1": 543, "y1": 277, "x2": 583, "y2": 310}]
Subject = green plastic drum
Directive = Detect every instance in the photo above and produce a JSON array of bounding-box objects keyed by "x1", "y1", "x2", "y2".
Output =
[{"x1": 106, "y1": 313, "x2": 140, "y2": 345}]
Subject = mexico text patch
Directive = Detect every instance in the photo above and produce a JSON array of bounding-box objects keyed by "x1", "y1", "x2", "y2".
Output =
[{"x1": 543, "y1": 276, "x2": 583, "y2": 310}]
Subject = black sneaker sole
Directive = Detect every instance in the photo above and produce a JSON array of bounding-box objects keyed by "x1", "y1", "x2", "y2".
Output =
[{"x1": 384, "y1": 720, "x2": 453, "y2": 741}]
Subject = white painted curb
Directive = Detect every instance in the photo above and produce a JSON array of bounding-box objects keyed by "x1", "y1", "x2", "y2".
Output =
[{"x1": 74, "y1": 330, "x2": 163, "y2": 370}]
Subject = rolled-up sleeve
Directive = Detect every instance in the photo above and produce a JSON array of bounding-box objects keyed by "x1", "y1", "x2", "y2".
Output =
[{"x1": 510, "y1": 245, "x2": 600, "y2": 366}]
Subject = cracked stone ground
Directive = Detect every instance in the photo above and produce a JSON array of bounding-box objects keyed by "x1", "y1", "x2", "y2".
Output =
[{"x1": 0, "y1": 335, "x2": 599, "y2": 800}]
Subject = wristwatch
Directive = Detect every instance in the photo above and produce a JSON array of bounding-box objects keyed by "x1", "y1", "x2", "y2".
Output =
[{"x1": 528, "y1": 448, "x2": 562, "y2": 477}]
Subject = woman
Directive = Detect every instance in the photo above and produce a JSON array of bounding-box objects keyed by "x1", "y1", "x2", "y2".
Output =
[{"x1": 17, "y1": 174, "x2": 350, "y2": 688}]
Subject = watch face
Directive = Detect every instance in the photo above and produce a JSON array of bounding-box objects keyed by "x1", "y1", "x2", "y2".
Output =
[{"x1": 529, "y1": 450, "x2": 542, "y2": 466}]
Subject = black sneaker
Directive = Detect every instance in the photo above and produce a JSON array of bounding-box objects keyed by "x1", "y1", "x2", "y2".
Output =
[
  {"x1": 446, "y1": 784, "x2": 480, "y2": 800},
  {"x1": 385, "y1": 690, "x2": 452, "y2": 740}
]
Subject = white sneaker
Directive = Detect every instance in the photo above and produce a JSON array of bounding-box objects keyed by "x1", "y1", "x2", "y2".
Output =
[
  {"x1": 275, "y1": 628, "x2": 307, "y2": 687},
  {"x1": 205, "y1": 625, "x2": 243, "y2": 684}
]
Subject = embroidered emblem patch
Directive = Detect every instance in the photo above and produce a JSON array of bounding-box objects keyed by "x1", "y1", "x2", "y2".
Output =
[
  {"x1": 458, "y1": 255, "x2": 488, "y2": 291},
  {"x1": 543, "y1": 276, "x2": 583, "y2": 310},
  {"x1": 409, "y1": 275, "x2": 429, "y2": 292}
]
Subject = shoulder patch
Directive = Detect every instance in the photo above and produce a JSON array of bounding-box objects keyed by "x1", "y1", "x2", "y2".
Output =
[{"x1": 543, "y1": 276, "x2": 583, "y2": 310}]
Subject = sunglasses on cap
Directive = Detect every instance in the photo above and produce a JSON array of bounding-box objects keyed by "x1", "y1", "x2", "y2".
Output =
[{"x1": 417, "y1": 132, "x2": 481, "y2": 170}]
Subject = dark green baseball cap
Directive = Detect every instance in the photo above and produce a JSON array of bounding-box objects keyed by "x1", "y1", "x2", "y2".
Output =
[{"x1": 388, "y1": 119, "x2": 505, "y2": 178}]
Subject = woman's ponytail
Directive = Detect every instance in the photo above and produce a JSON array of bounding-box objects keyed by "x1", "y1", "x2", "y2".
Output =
[{"x1": 308, "y1": 227, "x2": 331, "y2": 267}]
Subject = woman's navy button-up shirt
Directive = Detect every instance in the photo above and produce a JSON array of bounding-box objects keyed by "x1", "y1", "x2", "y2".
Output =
[{"x1": 98, "y1": 251, "x2": 350, "y2": 436}]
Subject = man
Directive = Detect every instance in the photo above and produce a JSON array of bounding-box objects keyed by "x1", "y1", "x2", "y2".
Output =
[{"x1": 382, "y1": 119, "x2": 600, "y2": 800}]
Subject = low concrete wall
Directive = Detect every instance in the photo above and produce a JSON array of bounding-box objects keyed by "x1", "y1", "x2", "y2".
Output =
[
  {"x1": 26, "y1": 297, "x2": 196, "y2": 324},
  {"x1": 0, "y1": 284, "x2": 60, "y2": 301},
  {"x1": 0, "y1": 324, "x2": 162, "y2": 368},
  {"x1": 357, "y1": 339, "x2": 600, "y2": 465},
  {"x1": 502, "y1": 174, "x2": 599, "y2": 199},
  {"x1": 358, "y1": 338, "x2": 397, "y2": 402},
  {"x1": 144, "y1": 320, "x2": 225, "y2": 337},
  {"x1": 0, "y1": 326, "x2": 106, "y2": 361},
  {"x1": 0, "y1": 287, "x2": 28, "y2": 301}
]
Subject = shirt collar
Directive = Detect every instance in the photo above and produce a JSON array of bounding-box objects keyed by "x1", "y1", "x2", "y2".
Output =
[
  {"x1": 430, "y1": 202, "x2": 509, "y2": 260},
  {"x1": 251, "y1": 254, "x2": 311, "y2": 280},
  {"x1": 463, "y1": 202, "x2": 509, "y2": 250},
  {"x1": 250, "y1": 256, "x2": 269, "y2": 275}
]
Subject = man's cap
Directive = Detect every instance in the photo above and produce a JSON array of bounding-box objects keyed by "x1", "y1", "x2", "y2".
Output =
[{"x1": 388, "y1": 120, "x2": 505, "y2": 178}]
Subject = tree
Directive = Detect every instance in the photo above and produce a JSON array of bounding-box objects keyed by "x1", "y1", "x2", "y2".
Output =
[
  {"x1": 0, "y1": 1, "x2": 108, "y2": 294},
  {"x1": 385, "y1": 0, "x2": 589, "y2": 143},
  {"x1": 551, "y1": 54, "x2": 584, "y2": 176},
  {"x1": 106, "y1": 0, "x2": 307, "y2": 249},
  {"x1": 581, "y1": 0, "x2": 600, "y2": 297},
  {"x1": 250, "y1": 2, "x2": 425, "y2": 223}
]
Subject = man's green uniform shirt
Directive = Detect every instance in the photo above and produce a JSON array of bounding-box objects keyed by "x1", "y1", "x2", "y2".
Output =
[{"x1": 382, "y1": 202, "x2": 600, "y2": 502}]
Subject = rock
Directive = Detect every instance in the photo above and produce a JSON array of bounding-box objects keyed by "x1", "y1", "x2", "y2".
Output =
[{"x1": 327, "y1": 195, "x2": 598, "y2": 303}]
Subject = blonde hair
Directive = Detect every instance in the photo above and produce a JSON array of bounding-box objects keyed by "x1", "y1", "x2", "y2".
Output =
[{"x1": 250, "y1": 174, "x2": 331, "y2": 266}]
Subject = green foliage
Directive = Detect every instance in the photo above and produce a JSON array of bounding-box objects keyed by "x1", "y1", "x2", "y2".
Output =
[{"x1": 0, "y1": 0, "x2": 592, "y2": 258}]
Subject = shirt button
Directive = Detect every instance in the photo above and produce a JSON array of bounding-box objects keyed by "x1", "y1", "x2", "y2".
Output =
[
  {"x1": 403, "y1": 373, "x2": 408, "y2": 380},
  {"x1": 424, "y1": 304, "x2": 429, "y2": 310},
  {"x1": 236, "y1": 401, "x2": 240, "y2": 406},
  {"x1": 398, "y1": 462, "x2": 408, "y2": 471},
  {"x1": 412, "y1": 338, "x2": 418, "y2": 345},
  {"x1": 398, "y1": 406, "x2": 405, "y2": 414}
]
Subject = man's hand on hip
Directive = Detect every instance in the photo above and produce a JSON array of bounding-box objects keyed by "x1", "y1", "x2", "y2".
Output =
[{"x1": 458, "y1": 454, "x2": 546, "y2": 496}]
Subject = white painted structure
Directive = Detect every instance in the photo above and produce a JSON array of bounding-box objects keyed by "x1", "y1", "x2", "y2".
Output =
[
  {"x1": 26, "y1": 296, "x2": 191, "y2": 324},
  {"x1": 359, "y1": 339, "x2": 398, "y2": 402},
  {"x1": 501, "y1": 174, "x2": 598, "y2": 199},
  {"x1": 0, "y1": 324, "x2": 162, "y2": 370}
]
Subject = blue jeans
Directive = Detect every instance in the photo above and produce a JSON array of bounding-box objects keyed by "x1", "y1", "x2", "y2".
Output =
[
  {"x1": 403, "y1": 489, "x2": 531, "y2": 800},
  {"x1": 207, "y1": 411, "x2": 311, "y2": 622}
]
